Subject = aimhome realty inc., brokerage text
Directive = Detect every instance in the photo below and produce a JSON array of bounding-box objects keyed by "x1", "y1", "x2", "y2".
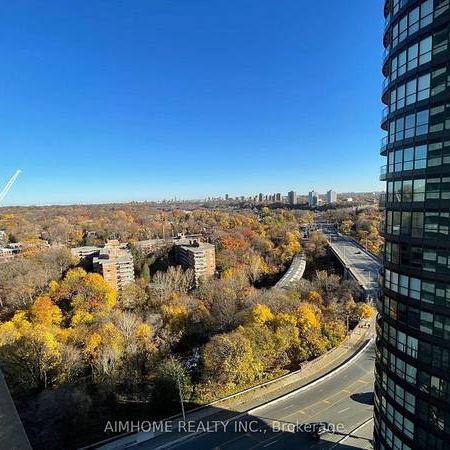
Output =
[{"x1": 104, "y1": 419, "x2": 346, "y2": 434}]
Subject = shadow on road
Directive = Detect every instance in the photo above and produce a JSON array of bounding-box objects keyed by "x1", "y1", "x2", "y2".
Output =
[
  {"x1": 93, "y1": 404, "x2": 374, "y2": 450},
  {"x1": 350, "y1": 392, "x2": 374, "y2": 406}
]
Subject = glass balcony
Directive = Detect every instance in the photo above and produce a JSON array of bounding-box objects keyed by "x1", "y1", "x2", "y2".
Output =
[
  {"x1": 381, "y1": 136, "x2": 388, "y2": 153},
  {"x1": 382, "y1": 77, "x2": 390, "y2": 97},
  {"x1": 384, "y1": 13, "x2": 391, "y2": 31},
  {"x1": 382, "y1": 47, "x2": 390, "y2": 65},
  {"x1": 381, "y1": 107, "x2": 389, "y2": 125},
  {"x1": 380, "y1": 165, "x2": 388, "y2": 181}
]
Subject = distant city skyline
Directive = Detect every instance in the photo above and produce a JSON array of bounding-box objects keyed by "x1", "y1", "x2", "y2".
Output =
[
  {"x1": 0, "y1": 184, "x2": 380, "y2": 207},
  {"x1": 1, "y1": 1, "x2": 384, "y2": 206}
]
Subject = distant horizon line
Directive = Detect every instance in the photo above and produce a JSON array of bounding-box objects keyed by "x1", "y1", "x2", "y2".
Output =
[{"x1": 0, "y1": 190, "x2": 383, "y2": 209}]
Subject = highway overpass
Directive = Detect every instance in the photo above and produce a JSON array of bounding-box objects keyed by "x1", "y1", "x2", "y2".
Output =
[
  {"x1": 325, "y1": 232, "x2": 382, "y2": 303},
  {"x1": 274, "y1": 253, "x2": 306, "y2": 289}
]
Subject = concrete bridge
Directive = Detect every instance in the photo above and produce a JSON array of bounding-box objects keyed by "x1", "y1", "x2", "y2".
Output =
[
  {"x1": 325, "y1": 232, "x2": 382, "y2": 303},
  {"x1": 274, "y1": 253, "x2": 306, "y2": 289}
]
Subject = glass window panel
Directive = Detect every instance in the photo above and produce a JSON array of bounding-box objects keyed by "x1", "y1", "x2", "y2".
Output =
[
  {"x1": 403, "y1": 180, "x2": 413, "y2": 201},
  {"x1": 417, "y1": 110, "x2": 429, "y2": 125},
  {"x1": 397, "y1": 84, "x2": 406, "y2": 108},
  {"x1": 399, "y1": 50, "x2": 407, "y2": 75},
  {"x1": 414, "y1": 179, "x2": 426, "y2": 201},
  {"x1": 418, "y1": 73, "x2": 431, "y2": 101},
  {"x1": 420, "y1": 36, "x2": 432, "y2": 64},
  {"x1": 421, "y1": 0, "x2": 433, "y2": 27},
  {"x1": 408, "y1": 44, "x2": 418, "y2": 70},
  {"x1": 405, "y1": 79, "x2": 416, "y2": 105}
]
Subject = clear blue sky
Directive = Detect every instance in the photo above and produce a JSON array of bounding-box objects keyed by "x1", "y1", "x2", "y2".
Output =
[{"x1": 1, "y1": 0, "x2": 384, "y2": 205}]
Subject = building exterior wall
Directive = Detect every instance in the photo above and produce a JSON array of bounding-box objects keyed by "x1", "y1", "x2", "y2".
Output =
[
  {"x1": 375, "y1": 1, "x2": 450, "y2": 449},
  {"x1": 288, "y1": 191, "x2": 297, "y2": 205},
  {"x1": 174, "y1": 241, "x2": 216, "y2": 285},
  {"x1": 308, "y1": 191, "x2": 319, "y2": 207},
  {"x1": 93, "y1": 240, "x2": 135, "y2": 291},
  {"x1": 326, "y1": 190, "x2": 337, "y2": 204}
]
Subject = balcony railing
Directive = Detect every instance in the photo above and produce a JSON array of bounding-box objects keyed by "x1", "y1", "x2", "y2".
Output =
[
  {"x1": 380, "y1": 165, "x2": 388, "y2": 181},
  {"x1": 381, "y1": 136, "x2": 388, "y2": 153},
  {"x1": 384, "y1": 12, "x2": 392, "y2": 31},
  {"x1": 382, "y1": 47, "x2": 391, "y2": 65},
  {"x1": 381, "y1": 107, "x2": 389, "y2": 124},
  {"x1": 379, "y1": 193, "x2": 387, "y2": 206},
  {"x1": 382, "y1": 77, "x2": 390, "y2": 95}
]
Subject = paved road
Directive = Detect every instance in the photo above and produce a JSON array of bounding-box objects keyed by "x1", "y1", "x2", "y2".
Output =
[
  {"x1": 274, "y1": 254, "x2": 306, "y2": 289},
  {"x1": 326, "y1": 233, "x2": 381, "y2": 297},
  {"x1": 135, "y1": 342, "x2": 375, "y2": 450}
]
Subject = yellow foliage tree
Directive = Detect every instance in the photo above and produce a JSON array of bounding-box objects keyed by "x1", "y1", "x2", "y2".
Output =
[
  {"x1": 296, "y1": 303, "x2": 321, "y2": 335},
  {"x1": 357, "y1": 303, "x2": 376, "y2": 320},
  {"x1": 340, "y1": 219, "x2": 354, "y2": 235},
  {"x1": 161, "y1": 303, "x2": 188, "y2": 333},
  {"x1": 31, "y1": 295, "x2": 63, "y2": 326},
  {"x1": 307, "y1": 291, "x2": 323, "y2": 304},
  {"x1": 246, "y1": 304, "x2": 274, "y2": 326}
]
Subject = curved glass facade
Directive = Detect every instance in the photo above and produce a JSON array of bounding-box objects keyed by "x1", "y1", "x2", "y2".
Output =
[{"x1": 375, "y1": 1, "x2": 450, "y2": 449}]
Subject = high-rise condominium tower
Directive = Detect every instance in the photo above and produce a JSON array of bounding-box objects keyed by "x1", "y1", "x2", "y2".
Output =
[{"x1": 375, "y1": 1, "x2": 450, "y2": 449}]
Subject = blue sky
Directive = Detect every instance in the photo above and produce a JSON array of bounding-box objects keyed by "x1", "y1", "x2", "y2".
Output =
[{"x1": 1, "y1": 0, "x2": 384, "y2": 205}]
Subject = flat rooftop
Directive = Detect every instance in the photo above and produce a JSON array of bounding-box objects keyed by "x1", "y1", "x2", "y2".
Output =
[{"x1": 175, "y1": 240, "x2": 215, "y2": 252}]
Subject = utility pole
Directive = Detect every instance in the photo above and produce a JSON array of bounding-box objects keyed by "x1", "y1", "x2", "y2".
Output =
[{"x1": 177, "y1": 374, "x2": 186, "y2": 422}]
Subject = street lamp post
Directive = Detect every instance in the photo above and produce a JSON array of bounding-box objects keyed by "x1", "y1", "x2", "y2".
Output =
[{"x1": 177, "y1": 374, "x2": 186, "y2": 422}]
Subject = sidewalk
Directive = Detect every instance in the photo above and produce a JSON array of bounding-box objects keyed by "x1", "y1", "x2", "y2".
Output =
[{"x1": 97, "y1": 319, "x2": 374, "y2": 449}]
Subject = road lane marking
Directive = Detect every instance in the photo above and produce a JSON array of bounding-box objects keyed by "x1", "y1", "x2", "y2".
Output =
[
  {"x1": 330, "y1": 417, "x2": 374, "y2": 449},
  {"x1": 281, "y1": 404, "x2": 294, "y2": 410},
  {"x1": 155, "y1": 340, "x2": 375, "y2": 450},
  {"x1": 263, "y1": 440, "x2": 279, "y2": 447},
  {"x1": 208, "y1": 432, "x2": 251, "y2": 449},
  {"x1": 338, "y1": 407, "x2": 350, "y2": 413},
  {"x1": 279, "y1": 374, "x2": 373, "y2": 420}
]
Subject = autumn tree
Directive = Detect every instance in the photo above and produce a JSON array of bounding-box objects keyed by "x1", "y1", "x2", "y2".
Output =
[
  {"x1": 340, "y1": 219, "x2": 354, "y2": 235},
  {"x1": 202, "y1": 331, "x2": 257, "y2": 386},
  {"x1": 356, "y1": 303, "x2": 376, "y2": 320}
]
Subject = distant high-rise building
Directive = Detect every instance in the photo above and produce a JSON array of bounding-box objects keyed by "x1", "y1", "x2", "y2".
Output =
[
  {"x1": 225, "y1": 194, "x2": 229, "y2": 201},
  {"x1": 258, "y1": 193, "x2": 263, "y2": 202},
  {"x1": 93, "y1": 240, "x2": 135, "y2": 291},
  {"x1": 275, "y1": 193, "x2": 281, "y2": 202},
  {"x1": 326, "y1": 190, "x2": 337, "y2": 204},
  {"x1": 375, "y1": 1, "x2": 450, "y2": 449},
  {"x1": 308, "y1": 190, "x2": 319, "y2": 207},
  {"x1": 288, "y1": 190, "x2": 297, "y2": 205}
]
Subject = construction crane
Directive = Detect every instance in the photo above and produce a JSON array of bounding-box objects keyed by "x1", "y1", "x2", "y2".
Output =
[{"x1": 0, "y1": 170, "x2": 22, "y2": 204}]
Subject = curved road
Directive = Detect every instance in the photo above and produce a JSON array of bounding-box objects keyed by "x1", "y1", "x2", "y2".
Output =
[{"x1": 136, "y1": 342, "x2": 375, "y2": 450}]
